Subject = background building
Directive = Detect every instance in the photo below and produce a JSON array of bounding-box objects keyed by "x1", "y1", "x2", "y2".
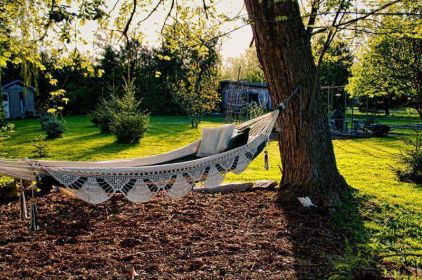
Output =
[{"x1": 1, "y1": 80, "x2": 37, "y2": 119}]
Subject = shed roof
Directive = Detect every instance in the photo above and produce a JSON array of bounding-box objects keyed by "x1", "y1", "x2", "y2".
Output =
[
  {"x1": 220, "y1": 80, "x2": 268, "y2": 88},
  {"x1": 1, "y1": 80, "x2": 36, "y2": 91}
]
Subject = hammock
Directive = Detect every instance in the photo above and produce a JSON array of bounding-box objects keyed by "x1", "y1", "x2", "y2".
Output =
[{"x1": 0, "y1": 110, "x2": 279, "y2": 204}]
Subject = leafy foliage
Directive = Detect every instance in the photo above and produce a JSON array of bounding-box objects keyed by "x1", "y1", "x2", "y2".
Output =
[
  {"x1": 40, "y1": 115, "x2": 51, "y2": 130},
  {"x1": 222, "y1": 47, "x2": 264, "y2": 83},
  {"x1": 98, "y1": 41, "x2": 181, "y2": 115},
  {"x1": 0, "y1": 100, "x2": 14, "y2": 141},
  {"x1": 346, "y1": 7, "x2": 422, "y2": 119},
  {"x1": 0, "y1": 122, "x2": 14, "y2": 141},
  {"x1": 313, "y1": 36, "x2": 353, "y2": 87},
  {"x1": 245, "y1": 102, "x2": 265, "y2": 120},
  {"x1": 0, "y1": 0, "x2": 106, "y2": 113},
  {"x1": 109, "y1": 80, "x2": 150, "y2": 144},
  {"x1": 160, "y1": 6, "x2": 222, "y2": 128}
]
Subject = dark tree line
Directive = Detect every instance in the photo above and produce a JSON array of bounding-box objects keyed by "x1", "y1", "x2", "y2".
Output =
[{"x1": 2, "y1": 38, "x2": 220, "y2": 116}]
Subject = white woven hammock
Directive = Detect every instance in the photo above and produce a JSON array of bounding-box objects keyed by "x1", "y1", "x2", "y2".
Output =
[{"x1": 0, "y1": 110, "x2": 279, "y2": 204}]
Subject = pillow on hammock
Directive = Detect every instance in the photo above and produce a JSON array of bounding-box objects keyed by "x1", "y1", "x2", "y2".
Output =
[
  {"x1": 225, "y1": 127, "x2": 250, "y2": 151},
  {"x1": 216, "y1": 124, "x2": 235, "y2": 153},
  {"x1": 197, "y1": 124, "x2": 235, "y2": 157}
]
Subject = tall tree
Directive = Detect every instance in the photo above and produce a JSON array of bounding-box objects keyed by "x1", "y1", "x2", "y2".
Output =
[
  {"x1": 242, "y1": 0, "x2": 413, "y2": 207},
  {"x1": 244, "y1": 0, "x2": 348, "y2": 207},
  {"x1": 346, "y1": 13, "x2": 422, "y2": 119},
  {"x1": 160, "y1": 6, "x2": 222, "y2": 128}
]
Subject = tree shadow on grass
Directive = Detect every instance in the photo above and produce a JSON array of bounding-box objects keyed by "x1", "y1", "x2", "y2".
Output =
[
  {"x1": 69, "y1": 141, "x2": 140, "y2": 161},
  {"x1": 279, "y1": 188, "x2": 383, "y2": 279}
]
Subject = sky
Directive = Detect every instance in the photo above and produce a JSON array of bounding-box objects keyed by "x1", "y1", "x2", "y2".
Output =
[{"x1": 81, "y1": 0, "x2": 253, "y2": 60}]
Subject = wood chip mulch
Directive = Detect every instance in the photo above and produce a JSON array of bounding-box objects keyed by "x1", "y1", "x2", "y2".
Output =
[{"x1": 0, "y1": 190, "x2": 347, "y2": 279}]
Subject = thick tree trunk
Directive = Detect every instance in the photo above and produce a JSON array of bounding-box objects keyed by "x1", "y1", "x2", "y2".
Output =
[{"x1": 244, "y1": 0, "x2": 348, "y2": 207}]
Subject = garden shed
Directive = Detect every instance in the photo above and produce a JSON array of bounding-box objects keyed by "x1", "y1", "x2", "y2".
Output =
[
  {"x1": 220, "y1": 80, "x2": 272, "y2": 111},
  {"x1": 1, "y1": 80, "x2": 36, "y2": 119}
]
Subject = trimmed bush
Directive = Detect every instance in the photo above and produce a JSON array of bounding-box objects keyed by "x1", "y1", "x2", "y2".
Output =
[
  {"x1": 44, "y1": 117, "x2": 65, "y2": 139},
  {"x1": 109, "y1": 81, "x2": 150, "y2": 144}
]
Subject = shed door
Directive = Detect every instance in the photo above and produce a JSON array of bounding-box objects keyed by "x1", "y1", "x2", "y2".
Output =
[{"x1": 2, "y1": 92, "x2": 10, "y2": 118}]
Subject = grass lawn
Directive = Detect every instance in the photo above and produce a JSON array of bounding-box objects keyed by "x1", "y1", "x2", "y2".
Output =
[{"x1": 1, "y1": 112, "x2": 421, "y2": 276}]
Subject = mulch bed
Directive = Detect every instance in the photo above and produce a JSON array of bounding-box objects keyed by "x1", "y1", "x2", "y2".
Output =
[{"x1": 0, "y1": 190, "x2": 347, "y2": 279}]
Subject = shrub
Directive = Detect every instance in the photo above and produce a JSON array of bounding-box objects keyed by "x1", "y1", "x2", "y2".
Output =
[
  {"x1": 44, "y1": 117, "x2": 65, "y2": 139},
  {"x1": 110, "y1": 113, "x2": 149, "y2": 143},
  {"x1": 245, "y1": 101, "x2": 265, "y2": 120},
  {"x1": 109, "y1": 81, "x2": 150, "y2": 143},
  {"x1": 394, "y1": 132, "x2": 422, "y2": 184},
  {"x1": 31, "y1": 135, "x2": 49, "y2": 158},
  {"x1": 40, "y1": 115, "x2": 50, "y2": 130},
  {"x1": 90, "y1": 97, "x2": 117, "y2": 133},
  {"x1": 0, "y1": 122, "x2": 14, "y2": 141},
  {"x1": 0, "y1": 105, "x2": 14, "y2": 141}
]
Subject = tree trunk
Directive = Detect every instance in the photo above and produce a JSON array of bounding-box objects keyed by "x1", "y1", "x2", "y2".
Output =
[
  {"x1": 383, "y1": 96, "x2": 390, "y2": 116},
  {"x1": 416, "y1": 105, "x2": 422, "y2": 120},
  {"x1": 244, "y1": 0, "x2": 348, "y2": 207}
]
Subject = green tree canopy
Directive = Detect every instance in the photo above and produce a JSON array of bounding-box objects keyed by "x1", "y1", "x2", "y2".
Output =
[
  {"x1": 313, "y1": 36, "x2": 353, "y2": 87},
  {"x1": 159, "y1": 5, "x2": 222, "y2": 128},
  {"x1": 222, "y1": 47, "x2": 264, "y2": 83},
  {"x1": 346, "y1": 34, "x2": 422, "y2": 118}
]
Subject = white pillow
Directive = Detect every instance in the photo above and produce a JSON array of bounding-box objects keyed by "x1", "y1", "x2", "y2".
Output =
[
  {"x1": 216, "y1": 124, "x2": 235, "y2": 153},
  {"x1": 197, "y1": 127, "x2": 223, "y2": 157}
]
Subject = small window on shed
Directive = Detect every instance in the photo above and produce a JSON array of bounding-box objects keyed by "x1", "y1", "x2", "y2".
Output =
[{"x1": 2, "y1": 93, "x2": 8, "y2": 101}]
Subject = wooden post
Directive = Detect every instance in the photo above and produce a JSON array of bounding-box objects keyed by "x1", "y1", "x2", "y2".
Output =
[
  {"x1": 29, "y1": 180, "x2": 39, "y2": 231},
  {"x1": 19, "y1": 178, "x2": 28, "y2": 220}
]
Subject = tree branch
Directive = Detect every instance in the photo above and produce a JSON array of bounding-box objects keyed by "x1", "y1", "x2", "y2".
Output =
[
  {"x1": 202, "y1": 0, "x2": 209, "y2": 19},
  {"x1": 160, "y1": 0, "x2": 175, "y2": 34},
  {"x1": 316, "y1": 0, "x2": 348, "y2": 68},
  {"x1": 39, "y1": 0, "x2": 56, "y2": 41},
  {"x1": 306, "y1": 0, "x2": 320, "y2": 35},
  {"x1": 312, "y1": 0, "x2": 401, "y2": 36},
  {"x1": 137, "y1": 0, "x2": 164, "y2": 25},
  {"x1": 120, "y1": 0, "x2": 137, "y2": 40}
]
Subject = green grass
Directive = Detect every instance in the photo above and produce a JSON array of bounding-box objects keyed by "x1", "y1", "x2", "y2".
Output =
[{"x1": 1, "y1": 111, "x2": 421, "y2": 276}]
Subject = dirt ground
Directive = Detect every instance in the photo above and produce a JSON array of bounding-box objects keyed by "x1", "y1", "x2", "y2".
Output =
[{"x1": 0, "y1": 190, "x2": 349, "y2": 279}]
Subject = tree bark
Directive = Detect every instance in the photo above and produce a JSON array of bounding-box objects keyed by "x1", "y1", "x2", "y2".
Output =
[{"x1": 244, "y1": 0, "x2": 348, "y2": 207}]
